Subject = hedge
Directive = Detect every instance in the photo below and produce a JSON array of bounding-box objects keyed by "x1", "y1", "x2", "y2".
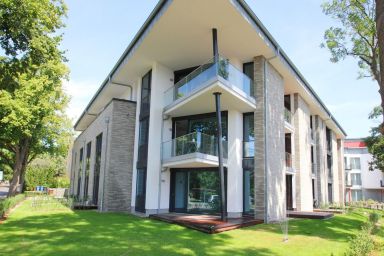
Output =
[{"x1": 0, "y1": 194, "x2": 26, "y2": 218}]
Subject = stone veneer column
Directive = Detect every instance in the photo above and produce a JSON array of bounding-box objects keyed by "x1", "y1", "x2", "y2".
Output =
[
  {"x1": 314, "y1": 116, "x2": 327, "y2": 205},
  {"x1": 292, "y1": 94, "x2": 312, "y2": 211},
  {"x1": 253, "y1": 56, "x2": 285, "y2": 222},
  {"x1": 102, "y1": 100, "x2": 136, "y2": 212}
]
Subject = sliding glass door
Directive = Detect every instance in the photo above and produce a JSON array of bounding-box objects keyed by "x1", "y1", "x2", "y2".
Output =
[{"x1": 170, "y1": 168, "x2": 226, "y2": 214}]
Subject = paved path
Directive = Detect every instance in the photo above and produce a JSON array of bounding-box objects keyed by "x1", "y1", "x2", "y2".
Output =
[{"x1": 0, "y1": 184, "x2": 9, "y2": 199}]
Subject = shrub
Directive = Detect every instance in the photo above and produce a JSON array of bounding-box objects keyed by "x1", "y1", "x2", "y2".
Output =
[
  {"x1": 346, "y1": 226, "x2": 374, "y2": 256},
  {"x1": 55, "y1": 176, "x2": 70, "y2": 188},
  {"x1": 369, "y1": 212, "x2": 380, "y2": 225},
  {"x1": 25, "y1": 166, "x2": 57, "y2": 190},
  {"x1": 0, "y1": 194, "x2": 26, "y2": 217},
  {"x1": 25, "y1": 166, "x2": 70, "y2": 190}
]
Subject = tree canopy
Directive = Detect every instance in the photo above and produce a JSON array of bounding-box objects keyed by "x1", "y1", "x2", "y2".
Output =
[
  {"x1": 0, "y1": 0, "x2": 71, "y2": 196},
  {"x1": 322, "y1": 0, "x2": 384, "y2": 127}
]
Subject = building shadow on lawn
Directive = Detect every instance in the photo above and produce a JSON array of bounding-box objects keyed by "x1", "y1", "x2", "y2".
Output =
[{"x1": 0, "y1": 210, "x2": 276, "y2": 256}]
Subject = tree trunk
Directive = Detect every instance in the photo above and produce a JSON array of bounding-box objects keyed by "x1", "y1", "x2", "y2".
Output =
[
  {"x1": 7, "y1": 140, "x2": 29, "y2": 197},
  {"x1": 376, "y1": 0, "x2": 384, "y2": 133}
]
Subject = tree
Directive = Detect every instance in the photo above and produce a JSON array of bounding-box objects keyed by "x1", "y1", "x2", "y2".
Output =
[
  {"x1": 0, "y1": 0, "x2": 71, "y2": 196},
  {"x1": 321, "y1": 0, "x2": 384, "y2": 130},
  {"x1": 365, "y1": 106, "x2": 384, "y2": 171}
]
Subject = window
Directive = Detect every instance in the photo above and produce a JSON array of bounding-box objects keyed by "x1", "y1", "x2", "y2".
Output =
[
  {"x1": 351, "y1": 173, "x2": 362, "y2": 186},
  {"x1": 140, "y1": 71, "x2": 151, "y2": 118},
  {"x1": 352, "y1": 190, "x2": 363, "y2": 201},
  {"x1": 84, "y1": 142, "x2": 92, "y2": 199},
  {"x1": 136, "y1": 70, "x2": 152, "y2": 212},
  {"x1": 326, "y1": 127, "x2": 332, "y2": 152},
  {"x1": 243, "y1": 62, "x2": 254, "y2": 96},
  {"x1": 243, "y1": 113, "x2": 254, "y2": 158},
  {"x1": 173, "y1": 112, "x2": 228, "y2": 140},
  {"x1": 350, "y1": 157, "x2": 361, "y2": 170},
  {"x1": 93, "y1": 133, "x2": 102, "y2": 205},
  {"x1": 77, "y1": 148, "x2": 83, "y2": 197}
]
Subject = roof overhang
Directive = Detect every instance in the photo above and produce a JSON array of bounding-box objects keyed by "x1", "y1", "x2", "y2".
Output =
[{"x1": 74, "y1": 0, "x2": 347, "y2": 138}]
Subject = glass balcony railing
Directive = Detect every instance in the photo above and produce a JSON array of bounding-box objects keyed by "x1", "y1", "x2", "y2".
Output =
[
  {"x1": 162, "y1": 132, "x2": 228, "y2": 161},
  {"x1": 285, "y1": 152, "x2": 292, "y2": 168},
  {"x1": 243, "y1": 141, "x2": 255, "y2": 158},
  {"x1": 311, "y1": 163, "x2": 316, "y2": 175},
  {"x1": 284, "y1": 108, "x2": 292, "y2": 124},
  {"x1": 164, "y1": 55, "x2": 254, "y2": 107},
  {"x1": 328, "y1": 168, "x2": 333, "y2": 179}
]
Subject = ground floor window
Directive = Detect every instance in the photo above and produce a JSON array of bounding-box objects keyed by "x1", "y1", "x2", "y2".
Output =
[
  {"x1": 243, "y1": 169, "x2": 254, "y2": 214},
  {"x1": 351, "y1": 190, "x2": 363, "y2": 201},
  {"x1": 286, "y1": 174, "x2": 293, "y2": 210},
  {"x1": 170, "y1": 168, "x2": 226, "y2": 214},
  {"x1": 135, "y1": 169, "x2": 147, "y2": 213},
  {"x1": 328, "y1": 183, "x2": 333, "y2": 203}
]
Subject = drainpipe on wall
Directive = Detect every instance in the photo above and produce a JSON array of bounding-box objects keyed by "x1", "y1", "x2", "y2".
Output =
[
  {"x1": 100, "y1": 116, "x2": 110, "y2": 212},
  {"x1": 109, "y1": 77, "x2": 133, "y2": 101}
]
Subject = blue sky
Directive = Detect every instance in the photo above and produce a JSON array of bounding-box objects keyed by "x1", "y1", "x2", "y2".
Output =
[{"x1": 62, "y1": 0, "x2": 380, "y2": 138}]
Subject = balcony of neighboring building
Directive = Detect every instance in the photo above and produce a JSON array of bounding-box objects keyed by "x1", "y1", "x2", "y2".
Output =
[
  {"x1": 162, "y1": 132, "x2": 228, "y2": 168},
  {"x1": 163, "y1": 55, "x2": 255, "y2": 117}
]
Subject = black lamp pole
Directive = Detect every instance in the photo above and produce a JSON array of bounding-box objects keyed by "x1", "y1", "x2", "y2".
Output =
[
  {"x1": 214, "y1": 92, "x2": 226, "y2": 221},
  {"x1": 212, "y1": 28, "x2": 226, "y2": 222}
]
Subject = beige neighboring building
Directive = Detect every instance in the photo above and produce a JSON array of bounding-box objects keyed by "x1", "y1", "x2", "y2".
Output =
[{"x1": 69, "y1": 0, "x2": 346, "y2": 223}]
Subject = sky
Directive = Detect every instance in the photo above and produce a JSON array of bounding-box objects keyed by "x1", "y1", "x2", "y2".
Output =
[{"x1": 62, "y1": 0, "x2": 380, "y2": 138}]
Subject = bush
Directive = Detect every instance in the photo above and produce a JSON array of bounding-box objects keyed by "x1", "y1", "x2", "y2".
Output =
[
  {"x1": 369, "y1": 212, "x2": 380, "y2": 225},
  {"x1": 0, "y1": 194, "x2": 26, "y2": 217},
  {"x1": 25, "y1": 166, "x2": 57, "y2": 190},
  {"x1": 55, "y1": 176, "x2": 70, "y2": 189},
  {"x1": 346, "y1": 226, "x2": 375, "y2": 256},
  {"x1": 25, "y1": 166, "x2": 70, "y2": 190}
]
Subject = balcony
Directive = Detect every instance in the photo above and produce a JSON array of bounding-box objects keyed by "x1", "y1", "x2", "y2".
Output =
[
  {"x1": 311, "y1": 163, "x2": 316, "y2": 175},
  {"x1": 284, "y1": 108, "x2": 294, "y2": 132},
  {"x1": 243, "y1": 141, "x2": 255, "y2": 158},
  {"x1": 162, "y1": 132, "x2": 227, "y2": 168},
  {"x1": 163, "y1": 56, "x2": 256, "y2": 117},
  {"x1": 310, "y1": 128, "x2": 315, "y2": 144},
  {"x1": 285, "y1": 152, "x2": 293, "y2": 171},
  {"x1": 328, "y1": 168, "x2": 333, "y2": 180}
]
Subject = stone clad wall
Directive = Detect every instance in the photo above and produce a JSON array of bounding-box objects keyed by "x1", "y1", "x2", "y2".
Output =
[
  {"x1": 253, "y1": 56, "x2": 285, "y2": 222},
  {"x1": 103, "y1": 100, "x2": 136, "y2": 212},
  {"x1": 70, "y1": 99, "x2": 136, "y2": 212}
]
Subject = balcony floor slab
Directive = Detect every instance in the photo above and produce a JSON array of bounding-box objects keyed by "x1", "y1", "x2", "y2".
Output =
[
  {"x1": 164, "y1": 78, "x2": 255, "y2": 117},
  {"x1": 162, "y1": 152, "x2": 228, "y2": 168}
]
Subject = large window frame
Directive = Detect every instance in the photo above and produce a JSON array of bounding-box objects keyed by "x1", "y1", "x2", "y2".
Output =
[
  {"x1": 172, "y1": 111, "x2": 228, "y2": 141},
  {"x1": 77, "y1": 148, "x2": 83, "y2": 198},
  {"x1": 84, "y1": 141, "x2": 92, "y2": 200},
  {"x1": 93, "y1": 133, "x2": 102, "y2": 205},
  {"x1": 135, "y1": 70, "x2": 152, "y2": 213}
]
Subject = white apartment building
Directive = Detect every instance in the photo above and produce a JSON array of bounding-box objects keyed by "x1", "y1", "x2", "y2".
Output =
[
  {"x1": 345, "y1": 139, "x2": 384, "y2": 202},
  {"x1": 69, "y1": 0, "x2": 346, "y2": 223}
]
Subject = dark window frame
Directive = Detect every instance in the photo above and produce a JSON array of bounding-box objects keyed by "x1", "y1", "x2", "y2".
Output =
[{"x1": 171, "y1": 111, "x2": 228, "y2": 140}]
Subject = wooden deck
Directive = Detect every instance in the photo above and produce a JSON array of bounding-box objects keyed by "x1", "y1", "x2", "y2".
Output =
[
  {"x1": 150, "y1": 213, "x2": 263, "y2": 234},
  {"x1": 287, "y1": 210, "x2": 334, "y2": 219}
]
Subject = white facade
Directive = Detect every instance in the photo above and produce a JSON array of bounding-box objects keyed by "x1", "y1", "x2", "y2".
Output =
[
  {"x1": 345, "y1": 139, "x2": 384, "y2": 202},
  {"x1": 69, "y1": 0, "x2": 346, "y2": 222}
]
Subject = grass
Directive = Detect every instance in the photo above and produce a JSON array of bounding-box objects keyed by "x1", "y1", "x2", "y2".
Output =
[{"x1": 0, "y1": 199, "x2": 383, "y2": 256}]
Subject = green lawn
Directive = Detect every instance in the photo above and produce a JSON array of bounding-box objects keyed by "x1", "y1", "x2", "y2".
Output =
[{"x1": 0, "y1": 199, "x2": 382, "y2": 256}]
